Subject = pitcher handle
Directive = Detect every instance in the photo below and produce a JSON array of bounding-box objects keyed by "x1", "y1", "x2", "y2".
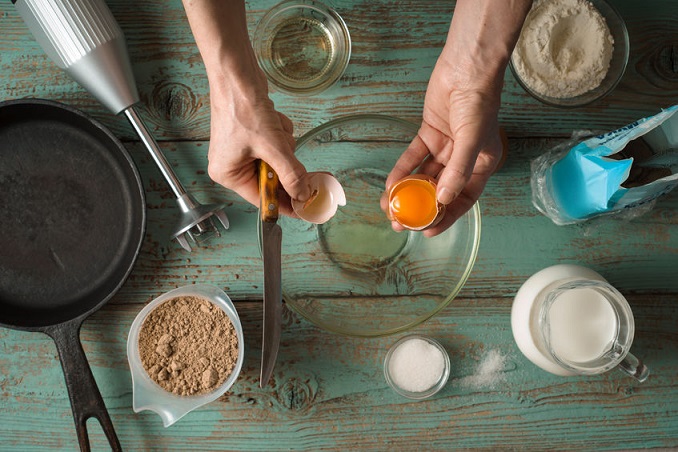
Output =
[{"x1": 618, "y1": 352, "x2": 650, "y2": 383}]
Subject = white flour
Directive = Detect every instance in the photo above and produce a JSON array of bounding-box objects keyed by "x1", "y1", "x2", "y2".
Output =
[{"x1": 511, "y1": 0, "x2": 614, "y2": 98}]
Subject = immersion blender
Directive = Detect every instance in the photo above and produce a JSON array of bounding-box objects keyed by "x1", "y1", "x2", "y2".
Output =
[{"x1": 14, "y1": 0, "x2": 229, "y2": 252}]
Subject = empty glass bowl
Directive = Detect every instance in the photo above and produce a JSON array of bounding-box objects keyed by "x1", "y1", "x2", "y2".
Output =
[
  {"x1": 509, "y1": 0, "x2": 629, "y2": 108},
  {"x1": 253, "y1": 0, "x2": 351, "y2": 96},
  {"x1": 279, "y1": 115, "x2": 481, "y2": 337}
]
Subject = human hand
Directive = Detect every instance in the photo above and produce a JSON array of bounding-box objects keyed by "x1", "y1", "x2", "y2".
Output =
[
  {"x1": 181, "y1": 0, "x2": 310, "y2": 216},
  {"x1": 382, "y1": 0, "x2": 528, "y2": 238},
  {"x1": 206, "y1": 75, "x2": 310, "y2": 217},
  {"x1": 383, "y1": 57, "x2": 506, "y2": 237}
]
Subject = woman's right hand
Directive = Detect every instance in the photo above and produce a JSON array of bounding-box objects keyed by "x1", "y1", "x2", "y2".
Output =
[
  {"x1": 206, "y1": 72, "x2": 310, "y2": 216},
  {"x1": 182, "y1": 0, "x2": 310, "y2": 215}
]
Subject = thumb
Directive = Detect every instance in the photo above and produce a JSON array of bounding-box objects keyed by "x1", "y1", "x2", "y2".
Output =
[
  {"x1": 278, "y1": 160, "x2": 311, "y2": 203},
  {"x1": 265, "y1": 146, "x2": 311, "y2": 203}
]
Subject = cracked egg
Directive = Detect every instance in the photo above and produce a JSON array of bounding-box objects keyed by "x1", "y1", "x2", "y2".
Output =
[{"x1": 387, "y1": 175, "x2": 444, "y2": 231}]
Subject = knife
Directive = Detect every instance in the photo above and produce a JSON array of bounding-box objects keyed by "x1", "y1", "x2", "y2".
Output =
[{"x1": 258, "y1": 159, "x2": 283, "y2": 387}]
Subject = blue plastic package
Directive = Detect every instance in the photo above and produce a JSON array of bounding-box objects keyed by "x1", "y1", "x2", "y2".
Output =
[{"x1": 532, "y1": 105, "x2": 678, "y2": 225}]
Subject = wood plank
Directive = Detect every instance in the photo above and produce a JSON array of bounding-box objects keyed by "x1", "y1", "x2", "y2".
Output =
[
  {"x1": 1, "y1": 0, "x2": 677, "y2": 140},
  {"x1": 1, "y1": 0, "x2": 677, "y2": 449},
  {"x1": 106, "y1": 137, "x2": 678, "y2": 306},
  {"x1": 0, "y1": 297, "x2": 676, "y2": 450}
]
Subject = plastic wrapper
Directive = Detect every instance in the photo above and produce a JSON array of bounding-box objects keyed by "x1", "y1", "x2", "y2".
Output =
[{"x1": 531, "y1": 105, "x2": 678, "y2": 225}]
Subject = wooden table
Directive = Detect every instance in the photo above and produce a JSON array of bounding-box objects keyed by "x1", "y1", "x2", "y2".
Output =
[{"x1": 1, "y1": 0, "x2": 677, "y2": 449}]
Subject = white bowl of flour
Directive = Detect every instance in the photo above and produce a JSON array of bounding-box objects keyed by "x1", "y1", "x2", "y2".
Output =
[{"x1": 510, "y1": 0, "x2": 629, "y2": 108}]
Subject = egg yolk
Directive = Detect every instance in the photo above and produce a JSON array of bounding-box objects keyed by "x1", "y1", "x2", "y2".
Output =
[{"x1": 389, "y1": 179, "x2": 439, "y2": 229}]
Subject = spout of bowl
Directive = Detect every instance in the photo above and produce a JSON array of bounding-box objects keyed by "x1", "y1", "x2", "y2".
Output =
[
  {"x1": 132, "y1": 384, "x2": 194, "y2": 428},
  {"x1": 130, "y1": 371, "x2": 203, "y2": 427}
]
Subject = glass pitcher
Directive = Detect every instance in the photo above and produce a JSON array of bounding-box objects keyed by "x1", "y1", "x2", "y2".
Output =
[{"x1": 512, "y1": 264, "x2": 649, "y2": 382}]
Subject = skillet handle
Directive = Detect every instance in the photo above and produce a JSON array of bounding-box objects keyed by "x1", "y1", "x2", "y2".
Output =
[{"x1": 46, "y1": 321, "x2": 122, "y2": 452}]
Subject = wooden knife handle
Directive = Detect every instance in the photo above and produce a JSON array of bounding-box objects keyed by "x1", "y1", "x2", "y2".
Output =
[{"x1": 258, "y1": 160, "x2": 279, "y2": 222}]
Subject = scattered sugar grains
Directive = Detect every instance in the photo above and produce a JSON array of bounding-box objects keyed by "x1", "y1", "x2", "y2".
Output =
[
  {"x1": 388, "y1": 338, "x2": 446, "y2": 393},
  {"x1": 459, "y1": 350, "x2": 508, "y2": 390},
  {"x1": 138, "y1": 295, "x2": 239, "y2": 396}
]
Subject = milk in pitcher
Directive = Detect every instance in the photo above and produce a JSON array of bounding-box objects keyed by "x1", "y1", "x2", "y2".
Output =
[
  {"x1": 511, "y1": 264, "x2": 647, "y2": 381},
  {"x1": 545, "y1": 285, "x2": 618, "y2": 364}
]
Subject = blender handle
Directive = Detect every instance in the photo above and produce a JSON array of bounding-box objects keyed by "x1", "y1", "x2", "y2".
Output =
[
  {"x1": 618, "y1": 352, "x2": 650, "y2": 383},
  {"x1": 14, "y1": 0, "x2": 140, "y2": 114}
]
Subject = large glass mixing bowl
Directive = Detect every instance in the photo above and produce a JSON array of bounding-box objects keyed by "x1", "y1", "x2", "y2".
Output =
[{"x1": 279, "y1": 115, "x2": 481, "y2": 337}]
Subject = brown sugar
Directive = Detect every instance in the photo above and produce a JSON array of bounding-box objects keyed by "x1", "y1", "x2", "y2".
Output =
[{"x1": 138, "y1": 295, "x2": 239, "y2": 396}]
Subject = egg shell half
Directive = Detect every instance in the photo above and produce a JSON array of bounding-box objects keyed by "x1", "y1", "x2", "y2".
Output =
[{"x1": 292, "y1": 172, "x2": 347, "y2": 224}]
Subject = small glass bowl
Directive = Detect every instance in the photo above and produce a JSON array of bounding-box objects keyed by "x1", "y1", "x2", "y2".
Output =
[
  {"x1": 384, "y1": 335, "x2": 451, "y2": 400},
  {"x1": 509, "y1": 0, "x2": 629, "y2": 108},
  {"x1": 253, "y1": 0, "x2": 351, "y2": 96},
  {"x1": 127, "y1": 284, "x2": 245, "y2": 427}
]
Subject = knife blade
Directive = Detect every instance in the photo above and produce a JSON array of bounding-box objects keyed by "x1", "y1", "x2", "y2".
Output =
[{"x1": 258, "y1": 159, "x2": 283, "y2": 387}]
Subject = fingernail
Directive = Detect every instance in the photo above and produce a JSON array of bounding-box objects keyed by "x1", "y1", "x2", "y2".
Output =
[
  {"x1": 437, "y1": 187, "x2": 456, "y2": 205},
  {"x1": 296, "y1": 184, "x2": 311, "y2": 203}
]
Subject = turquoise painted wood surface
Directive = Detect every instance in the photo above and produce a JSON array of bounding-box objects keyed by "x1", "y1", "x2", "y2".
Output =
[{"x1": 1, "y1": 0, "x2": 677, "y2": 450}]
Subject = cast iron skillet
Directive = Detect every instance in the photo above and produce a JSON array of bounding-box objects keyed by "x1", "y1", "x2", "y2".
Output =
[{"x1": 0, "y1": 99, "x2": 146, "y2": 451}]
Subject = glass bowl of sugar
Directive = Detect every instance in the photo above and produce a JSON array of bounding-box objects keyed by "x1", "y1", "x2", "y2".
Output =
[
  {"x1": 509, "y1": 0, "x2": 629, "y2": 108},
  {"x1": 384, "y1": 335, "x2": 451, "y2": 400}
]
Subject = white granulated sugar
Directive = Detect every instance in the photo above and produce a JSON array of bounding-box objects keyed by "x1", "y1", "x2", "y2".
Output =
[
  {"x1": 459, "y1": 350, "x2": 508, "y2": 390},
  {"x1": 388, "y1": 338, "x2": 446, "y2": 393},
  {"x1": 511, "y1": 0, "x2": 614, "y2": 98}
]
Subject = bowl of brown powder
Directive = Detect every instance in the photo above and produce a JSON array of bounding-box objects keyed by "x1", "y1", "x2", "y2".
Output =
[
  {"x1": 127, "y1": 284, "x2": 244, "y2": 427},
  {"x1": 509, "y1": 0, "x2": 629, "y2": 108}
]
